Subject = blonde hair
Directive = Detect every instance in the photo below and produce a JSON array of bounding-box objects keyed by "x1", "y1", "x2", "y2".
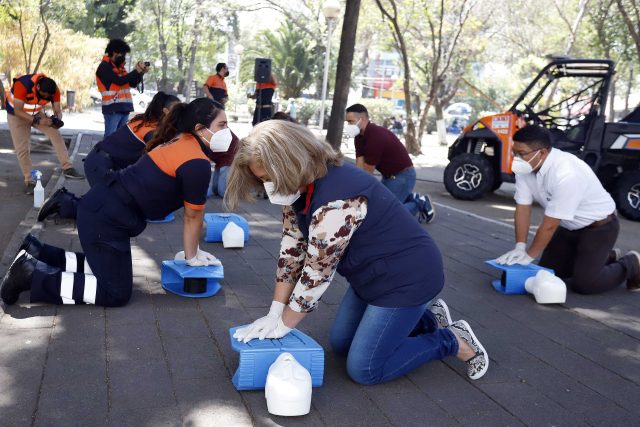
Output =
[{"x1": 225, "y1": 120, "x2": 343, "y2": 210}]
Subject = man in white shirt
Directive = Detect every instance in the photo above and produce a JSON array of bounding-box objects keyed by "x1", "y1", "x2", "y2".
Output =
[{"x1": 496, "y1": 125, "x2": 639, "y2": 293}]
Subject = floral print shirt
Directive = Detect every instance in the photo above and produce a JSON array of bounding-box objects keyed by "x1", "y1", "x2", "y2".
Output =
[{"x1": 277, "y1": 197, "x2": 368, "y2": 313}]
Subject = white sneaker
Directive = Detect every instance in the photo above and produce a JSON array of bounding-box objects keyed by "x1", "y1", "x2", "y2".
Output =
[
  {"x1": 429, "y1": 298, "x2": 452, "y2": 328},
  {"x1": 449, "y1": 320, "x2": 489, "y2": 380}
]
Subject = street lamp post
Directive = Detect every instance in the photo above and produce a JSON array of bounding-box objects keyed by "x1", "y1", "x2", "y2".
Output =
[
  {"x1": 318, "y1": 0, "x2": 341, "y2": 134},
  {"x1": 233, "y1": 44, "x2": 245, "y2": 121}
]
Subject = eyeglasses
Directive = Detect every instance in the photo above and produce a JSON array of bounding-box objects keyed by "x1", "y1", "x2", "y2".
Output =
[{"x1": 512, "y1": 149, "x2": 539, "y2": 159}]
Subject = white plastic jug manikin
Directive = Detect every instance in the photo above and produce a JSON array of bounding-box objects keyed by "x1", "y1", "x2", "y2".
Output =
[
  {"x1": 222, "y1": 222, "x2": 245, "y2": 248},
  {"x1": 33, "y1": 170, "x2": 44, "y2": 208},
  {"x1": 524, "y1": 270, "x2": 567, "y2": 304},
  {"x1": 265, "y1": 352, "x2": 312, "y2": 416}
]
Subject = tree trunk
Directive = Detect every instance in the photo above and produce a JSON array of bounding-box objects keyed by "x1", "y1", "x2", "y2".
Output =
[
  {"x1": 326, "y1": 0, "x2": 361, "y2": 149},
  {"x1": 608, "y1": 75, "x2": 616, "y2": 121},
  {"x1": 152, "y1": 0, "x2": 169, "y2": 91},
  {"x1": 374, "y1": 0, "x2": 420, "y2": 154},
  {"x1": 624, "y1": 64, "x2": 633, "y2": 115},
  {"x1": 184, "y1": 20, "x2": 203, "y2": 102},
  {"x1": 32, "y1": 0, "x2": 51, "y2": 74},
  {"x1": 435, "y1": 101, "x2": 447, "y2": 146},
  {"x1": 615, "y1": 0, "x2": 640, "y2": 62}
]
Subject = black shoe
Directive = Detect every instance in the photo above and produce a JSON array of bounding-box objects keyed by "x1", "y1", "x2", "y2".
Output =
[
  {"x1": 24, "y1": 180, "x2": 36, "y2": 195},
  {"x1": 1, "y1": 250, "x2": 36, "y2": 305},
  {"x1": 37, "y1": 187, "x2": 70, "y2": 222},
  {"x1": 63, "y1": 167, "x2": 84, "y2": 180},
  {"x1": 19, "y1": 233, "x2": 43, "y2": 259}
]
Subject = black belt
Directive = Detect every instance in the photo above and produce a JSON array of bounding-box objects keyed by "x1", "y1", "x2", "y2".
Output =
[
  {"x1": 384, "y1": 166, "x2": 414, "y2": 180},
  {"x1": 586, "y1": 213, "x2": 616, "y2": 229}
]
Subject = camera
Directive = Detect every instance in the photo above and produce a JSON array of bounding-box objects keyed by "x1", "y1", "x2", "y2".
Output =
[
  {"x1": 50, "y1": 116, "x2": 64, "y2": 129},
  {"x1": 144, "y1": 61, "x2": 150, "y2": 67}
]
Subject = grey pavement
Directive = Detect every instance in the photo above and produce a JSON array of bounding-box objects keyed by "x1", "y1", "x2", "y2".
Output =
[{"x1": 0, "y1": 126, "x2": 640, "y2": 426}]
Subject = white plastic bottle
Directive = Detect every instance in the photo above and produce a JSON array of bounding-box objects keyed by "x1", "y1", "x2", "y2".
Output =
[{"x1": 33, "y1": 170, "x2": 44, "y2": 208}]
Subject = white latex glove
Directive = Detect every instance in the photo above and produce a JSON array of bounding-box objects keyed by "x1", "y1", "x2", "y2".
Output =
[
  {"x1": 496, "y1": 242, "x2": 533, "y2": 266},
  {"x1": 175, "y1": 247, "x2": 222, "y2": 266},
  {"x1": 260, "y1": 317, "x2": 292, "y2": 340},
  {"x1": 233, "y1": 301, "x2": 286, "y2": 343}
]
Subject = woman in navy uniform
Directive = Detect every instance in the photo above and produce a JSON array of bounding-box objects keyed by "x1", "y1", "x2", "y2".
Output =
[
  {"x1": 37, "y1": 91, "x2": 180, "y2": 221},
  {"x1": 226, "y1": 120, "x2": 490, "y2": 384},
  {"x1": 1, "y1": 98, "x2": 231, "y2": 307}
]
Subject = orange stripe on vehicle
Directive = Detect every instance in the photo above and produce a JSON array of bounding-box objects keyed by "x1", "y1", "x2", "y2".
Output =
[{"x1": 626, "y1": 139, "x2": 640, "y2": 149}]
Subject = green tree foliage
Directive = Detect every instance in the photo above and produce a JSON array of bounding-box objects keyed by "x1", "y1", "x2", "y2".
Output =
[
  {"x1": 49, "y1": 0, "x2": 137, "y2": 39},
  {"x1": 251, "y1": 21, "x2": 318, "y2": 99},
  {"x1": 126, "y1": 0, "x2": 229, "y2": 94}
]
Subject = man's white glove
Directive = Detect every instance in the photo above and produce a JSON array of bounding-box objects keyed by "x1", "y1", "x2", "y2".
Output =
[
  {"x1": 174, "y1": 247, "x2": 222, "y2": 266},
  {"x1": 496, "y1": 242, "x2": 533, "y2": 266},
  {"x1": 233, "y1": 301, "x2": 291, "y2": 343}
]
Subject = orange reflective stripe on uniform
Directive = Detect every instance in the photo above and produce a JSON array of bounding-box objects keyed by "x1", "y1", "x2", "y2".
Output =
[{"x1": 97, "y1": 55, "x2": 133, "y2": 106}]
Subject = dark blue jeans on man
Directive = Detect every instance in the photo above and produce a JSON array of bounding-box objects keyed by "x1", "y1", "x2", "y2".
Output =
[
  {"x1": 329, "y1": 287, "x2": 458, "y2": 385},
  {"x1": 103, "y1": 112, "x2": 129, "y2": 138},
  {"x1": 381, "y1": 166, "x2": 419, "y2": 215}
]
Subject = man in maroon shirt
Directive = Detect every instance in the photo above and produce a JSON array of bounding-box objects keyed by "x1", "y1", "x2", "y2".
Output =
[{"x1": 345, "y1": 103, "x2": 435, "y2": 223}]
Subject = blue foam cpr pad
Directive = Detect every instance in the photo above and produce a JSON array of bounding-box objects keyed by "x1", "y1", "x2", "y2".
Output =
[
  {"x1": 485, "y1": 260, "x2": 554, "y2": 294},
  {"x1": 161, "y1": 260, "x2": 223, "y2": 298},
  {"x1": 204, "y1": 213, "x2": 249, "y2": 242},
  {"x1": 229, "y1": 326, "x2": 324, "y2": 390},
  {"x1": 147, "y1": 212, "x2": 176, "y2": 223}
]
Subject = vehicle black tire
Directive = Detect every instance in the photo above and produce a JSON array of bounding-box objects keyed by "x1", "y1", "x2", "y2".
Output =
[
  {"x1": 444, "y1": 153, "x2": 495, "y2": 200},
  {"x1": 491, "y1": 176, "x2": 503, "y2": 192},
  {"x1": 614, "y1": 171, "x2": 640, "y2": 221}
]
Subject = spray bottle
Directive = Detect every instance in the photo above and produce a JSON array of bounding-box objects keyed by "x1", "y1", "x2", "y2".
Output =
[{"x1": 32, "y1": 170, "x2": 44, "y2": 208}]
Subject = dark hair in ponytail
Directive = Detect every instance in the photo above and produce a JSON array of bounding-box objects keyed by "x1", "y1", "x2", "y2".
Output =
[
  {"x1": 131, "y1": 91, "x2": 180, "y2": 132},
  {"x1": 146, "y1": 97, "x2": 225, "y2": 152}
]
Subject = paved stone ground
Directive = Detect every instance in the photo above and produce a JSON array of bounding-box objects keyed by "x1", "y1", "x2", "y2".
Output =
[{"x1": 1, "y1": 134, "x2": 639, "y2": 427}]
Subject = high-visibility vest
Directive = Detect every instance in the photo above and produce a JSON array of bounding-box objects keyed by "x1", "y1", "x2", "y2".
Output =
[
  {"x1": 7, "y1": 73, "x2": 52, "y2": 115},
  {"x1": 96, "y1": 56, "x2": 133, "y2": 107},
  {"x1": 256, "y1": 81, "x2": 277, "y2": 90}
]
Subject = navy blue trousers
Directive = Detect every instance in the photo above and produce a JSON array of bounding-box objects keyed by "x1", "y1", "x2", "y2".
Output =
[
  {"x1": 56, "y1": 147, "x2": 116, "y2": 219},
  {"x1": 30, "y1": 182, "x2": 146, "y2": 306}
]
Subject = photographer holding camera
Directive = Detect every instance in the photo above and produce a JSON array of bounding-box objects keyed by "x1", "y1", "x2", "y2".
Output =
[
  {"x1": 96, "y1": 39, "x2": 149, "y2": 137},
  {"x1": 6, "y1": 73, "x2": 84, "y2": 194}
]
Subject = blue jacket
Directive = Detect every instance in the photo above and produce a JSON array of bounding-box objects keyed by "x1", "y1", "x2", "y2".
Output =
[{"x1": 293, "y1": 163, "x2": 444, "y2": 307}]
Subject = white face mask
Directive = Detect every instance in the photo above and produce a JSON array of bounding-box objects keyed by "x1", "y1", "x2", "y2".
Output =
[
  {"x1": 344, "y1": 119, "x2": 361, "y2": 138},
  {"x1": 511, "y1": 150, "x2": 541, "y2": 175},
  {"x1": 202, "y1": 127, "x2": 233, "y2": 152},
  {"x1": 263, "y1": 181, "x2": 301, "y2": 205}
]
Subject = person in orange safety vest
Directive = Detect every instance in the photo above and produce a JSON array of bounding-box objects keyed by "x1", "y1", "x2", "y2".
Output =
[
  {"x1": 6, "y1": 73, "x2": 84, "y2": 194},
  {"x1": 96, "y1": 39, "x2": 149, "y2": 138},
  {"x1": 203, "y1": 63, "x2": 229, "y2": 105}
]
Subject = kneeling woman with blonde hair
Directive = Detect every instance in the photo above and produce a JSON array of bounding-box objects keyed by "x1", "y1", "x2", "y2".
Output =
[{"x1": 226, "y1": 120, "x2": 489, "y2": 385}]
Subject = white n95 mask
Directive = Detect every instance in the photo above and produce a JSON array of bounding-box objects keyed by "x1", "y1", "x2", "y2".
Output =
[
  {"x1": 203, "y1": 127, "x2": 233, "y2": 152},
  {"x1": 344, "y1": 119, "x2": 361, "y2": 138},
  {"x1": 263, "y1": 181, "x2": 301, "y2": 205},
  {"x1": 511, "y1": 150, "x2": 541, "y2": 175}
]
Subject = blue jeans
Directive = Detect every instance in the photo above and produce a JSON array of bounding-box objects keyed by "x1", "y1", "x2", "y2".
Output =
[
  {"x1": 103, "y1": 113, "x2": 129, "y2": 138},
  {"x1": 208, "y1": 166, "x2": 229, "y2": 198},
  {"x1": 329, "y1": 287, "x2": 459, "y2": 385},
  {"x1": 381, "y1": 167, "x2": 418, "y2": 215}
]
